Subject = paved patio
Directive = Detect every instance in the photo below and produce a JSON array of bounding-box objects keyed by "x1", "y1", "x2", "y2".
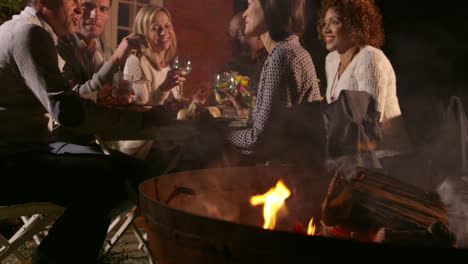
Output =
[{"x1": 1, "y1": 217, "x2": 151, "y2": 264}]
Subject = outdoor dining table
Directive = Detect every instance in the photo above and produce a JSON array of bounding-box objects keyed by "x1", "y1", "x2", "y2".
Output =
[
  {"x1": 96, "y1": 118, "x2": 247, "y2": 141},
  {"x1": 95, "y1": 103, "x2": 248, "y2": 142},
  {"x1": 96, "y1": 119, "x2": 199, "y2": 142},
  {"x1": 94, "y1": 104, "x2": 249, "y2": 169}
]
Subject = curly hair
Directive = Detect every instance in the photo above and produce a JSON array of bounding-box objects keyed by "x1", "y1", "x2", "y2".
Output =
[{"x1": 317, "y1": 0, "x2": 384, "y2": 48}]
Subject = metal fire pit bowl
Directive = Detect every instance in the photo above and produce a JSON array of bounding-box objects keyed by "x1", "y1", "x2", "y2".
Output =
[{"x1": 139, "y1": 166, "x2": 468, "y2": 263}]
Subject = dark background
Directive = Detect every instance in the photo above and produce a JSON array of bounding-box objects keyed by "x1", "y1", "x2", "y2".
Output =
[{"x1": 234, "y1": 0, "x2": 468, "y2": 145}]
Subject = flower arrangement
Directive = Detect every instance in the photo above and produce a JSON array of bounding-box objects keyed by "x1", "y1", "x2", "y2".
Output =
[{"x1": 214, "y1": 71, "x2": 256, "y2": 108}]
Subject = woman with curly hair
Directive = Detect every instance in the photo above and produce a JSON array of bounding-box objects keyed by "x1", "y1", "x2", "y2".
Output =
[{"x1": 318, "y1": 0, "x2": 412, "y2": 159}]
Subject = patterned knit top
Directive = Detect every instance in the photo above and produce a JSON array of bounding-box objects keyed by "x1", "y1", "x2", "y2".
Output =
[
  {"x1": 325, "y1": 45, "x2": 413, "y2": 157},
  {"x1": 226, "y1": 35, "x2": 321, "y2": 154}
]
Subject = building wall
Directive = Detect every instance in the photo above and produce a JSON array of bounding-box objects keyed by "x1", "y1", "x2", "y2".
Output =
[
  {"x1": 164, "y1": 0, "x2": 233, "y2": 96},
  {"x1": 103, "y1": 0, "x2": 233, "y2": 97}
]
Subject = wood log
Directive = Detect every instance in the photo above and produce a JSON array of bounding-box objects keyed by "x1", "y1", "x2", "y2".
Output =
[
  {"x1": 322, "y1": 168, "x2": 450, "y2": 234},
  {"x1": 374, "y1": 221, "x2": 456, "y2": 247}
]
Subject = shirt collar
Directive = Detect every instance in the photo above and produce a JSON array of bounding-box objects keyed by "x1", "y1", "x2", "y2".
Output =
[
  {"x1": 13, "y1": 7, "x2": 59, "y2": 46},
  {"x1": 269, "y1": 34, "x2": 300, "y2": 55},
  {"x1": 71, "y1": 33, "x2": 104, "y2": 55}
]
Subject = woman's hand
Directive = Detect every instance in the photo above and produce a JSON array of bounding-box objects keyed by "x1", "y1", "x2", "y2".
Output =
[
  {"x1": 160, "y1": 68, "x2": 186, "y2": 93},
  {"x1": 192, "y1": 81, "x2": 212, "y2": 105},
  {"x1": 223, "y1": 89, "x2": 250, "y2": 119}
]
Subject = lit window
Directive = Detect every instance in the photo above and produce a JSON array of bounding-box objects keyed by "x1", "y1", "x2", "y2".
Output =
[{"x1": 116, "y1": 0, "x2": 151, "y2": 43}]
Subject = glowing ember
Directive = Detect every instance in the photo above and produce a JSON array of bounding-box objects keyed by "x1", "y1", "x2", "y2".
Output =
[
  {"x1": 250, "y1": 180, "x2": 291, "y2": 230},
  {"x1": 307, "y1": 217, "x2": 316, "y2": 235},
  {"x1": 293, "y1": 221, "x2": 304, "y2": 233}
]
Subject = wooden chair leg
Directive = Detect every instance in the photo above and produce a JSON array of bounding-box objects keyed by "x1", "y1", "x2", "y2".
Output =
[
  {"x1": 21, "y1": 216, "x2": 42, "y2": 246},
  {"x1": 0, "y1": 214, "x2": 57, "y2": 263},
  {"x1": 104, "y1": 209, "x2": 137, "y2": 253},
  {"x1": 131, "y1": 223, "x2": 154, "y2": 264},
  {"x1": 104, "y1": 206, "x2": 155, "y2": 264}
]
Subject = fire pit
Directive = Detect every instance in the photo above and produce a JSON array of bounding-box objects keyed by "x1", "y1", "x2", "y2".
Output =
[{"x1": 139, "y1": 166, "x2": 468, "y2": 263}]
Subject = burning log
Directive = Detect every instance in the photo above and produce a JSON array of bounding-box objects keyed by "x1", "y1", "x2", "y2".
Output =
[
  {"x1": 374, "y1": 221, "x2": 456, "y2": 247},
  {"x1": 321, "y1": 168, "x2": 456, "y2": 247}
]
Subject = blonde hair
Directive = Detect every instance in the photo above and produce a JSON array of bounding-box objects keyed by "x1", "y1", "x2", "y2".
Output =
[{"x1": 133, "y1": 5, "x2": 177, "y2": 69}]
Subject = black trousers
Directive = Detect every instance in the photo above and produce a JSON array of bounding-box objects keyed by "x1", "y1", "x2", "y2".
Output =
[{"x1": 0, "y1": 143, "x2": 148, "y2": 264}]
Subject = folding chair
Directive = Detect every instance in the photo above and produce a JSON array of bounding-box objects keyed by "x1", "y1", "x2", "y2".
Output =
[
  {"x1": 103, "y1": 205, "x2": 154, "y2": 264},
  {"x1": 94, "y1": 123, "x2": 191, "y2": 264},
  {"x1": 0, "y1": 139, "x2": 155, "y2": 264},
  {"x1": 0, "y1": 203, "x2": 64, "y2": 263},
  {"x1": 95, "y1": 136, "x2": 155, "y2": 264},
  {"x1": 0, "y1": 202, "x2": 154, "y2": 264}
]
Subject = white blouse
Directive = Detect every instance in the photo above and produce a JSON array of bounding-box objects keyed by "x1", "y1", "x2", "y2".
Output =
[
  {"x1": 124, "y1": 54, "x2": 181, "y2": 105},
  {"x1": 325, "y1": 46, "x2": 413, "y2": 157},
  {"x1": 109, "y1": 55, "x2": 181, "y2": 160}
]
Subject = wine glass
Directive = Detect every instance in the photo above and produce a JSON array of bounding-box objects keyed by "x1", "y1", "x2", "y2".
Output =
[
  {"x1": 172, "y1": 55, "x2": 180, "y2": 70},
  {"x1": 214, "y1": 72, "x2": 237, "y2": 104},
  {"x1": 172, "y1": 56, "x2": 192, "y2": 99},
  {"x1": 183, "y1": 58, "x2": 192, "y2": 75}
]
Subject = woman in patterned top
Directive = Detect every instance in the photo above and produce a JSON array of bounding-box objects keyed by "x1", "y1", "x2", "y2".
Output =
[{"x1": 224, "y1": 0, "x2": 322, "y2": 161}]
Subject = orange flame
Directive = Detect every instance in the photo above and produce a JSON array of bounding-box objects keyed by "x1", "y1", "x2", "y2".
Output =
[
  {"x1": 250, "y1": 180, "x2": 291, "y2": 230},
  {"x1": 307, "y1": 217, "x2": 316, "y2": 235},
  {"x1": 357, "y1": 140, "x2": 377, "y2": 151}
]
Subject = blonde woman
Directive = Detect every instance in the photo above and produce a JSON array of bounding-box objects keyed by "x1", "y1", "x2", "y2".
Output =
[
  {"x1": 114, "y1": 6, "x2": 185, "y2": 159},
  {"x1": 125, "y1": 5, "x2": 184, "y2": 107}
]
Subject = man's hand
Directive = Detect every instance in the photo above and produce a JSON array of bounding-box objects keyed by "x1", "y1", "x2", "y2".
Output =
[
  {"x1": 97, "y1": 83, "x2": 134, "y2": 106},
  {"x1": 109, "y1": 34, "x2": 148, "y2": 65}
]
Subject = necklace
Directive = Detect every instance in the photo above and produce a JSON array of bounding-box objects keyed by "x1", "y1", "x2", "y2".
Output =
[
  {"x1": 329, "y1": 47, "x2": 360, "y2": 101},
  {"x1": 329, "y1": 68, "x2": 340, "y2": 102}
]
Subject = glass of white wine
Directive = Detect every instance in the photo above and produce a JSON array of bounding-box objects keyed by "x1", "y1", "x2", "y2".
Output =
[
  {"x1": 214, "y1": 72, "x2": 236, "y2": 104},
  {"x1": 172, "y1": 56, "x2": 192, "y2": 99}
]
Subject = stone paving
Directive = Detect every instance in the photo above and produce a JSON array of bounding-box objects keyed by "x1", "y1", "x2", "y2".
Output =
[{"x1": 1, "y1": 222, "x2": 151, "y2": 264}]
